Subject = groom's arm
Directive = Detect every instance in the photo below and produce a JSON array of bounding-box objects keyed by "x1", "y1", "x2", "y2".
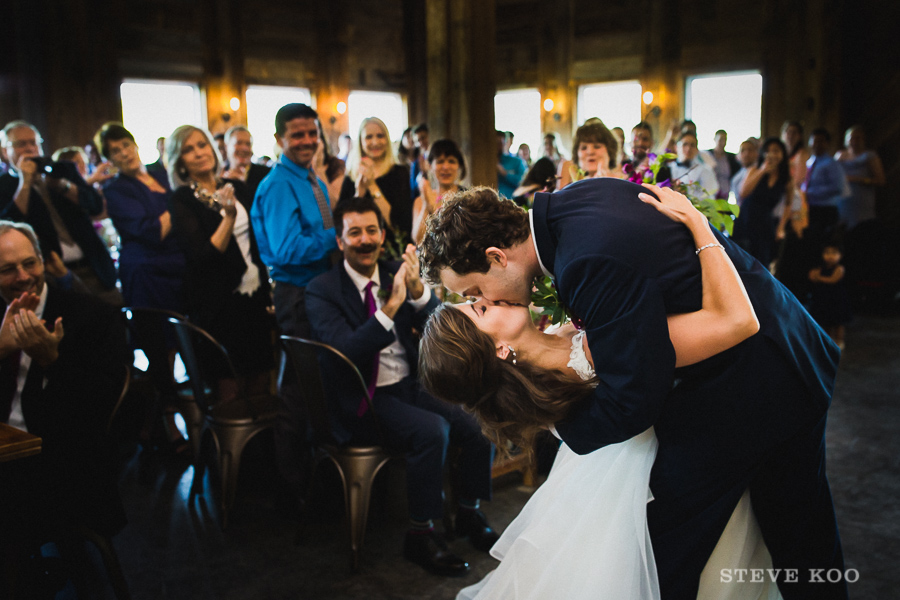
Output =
[{"x1": 554, "y1": 254, "x2": 676, "y2": 454}]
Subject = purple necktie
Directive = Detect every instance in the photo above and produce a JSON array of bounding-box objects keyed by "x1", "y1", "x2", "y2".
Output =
[{"x1": 358, "y1": 281, "x2": 379, "y2": 417}]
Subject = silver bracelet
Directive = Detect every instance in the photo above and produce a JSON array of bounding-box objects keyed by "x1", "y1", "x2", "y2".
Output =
[{"x1": 695, "y1": 242, "x2": 724, "y2": 255}]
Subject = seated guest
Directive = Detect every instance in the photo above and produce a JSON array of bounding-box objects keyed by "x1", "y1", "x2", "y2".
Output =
[
  {"x1": 669, "y1": 131, "x2": 720, "y2": 200},
  {"x1": 95, "y1": 122, "x2": 188, "y2": 453},
  {"x1": 0, "y1": 221, "x2": 127, "y2": 542},
  {"x1": 0, "y1": 121, "x2": 120, "y2": 304},
  {"x1": 342, "y1": 117, "x2": 413, "y2": 246},
  {"x1": 512, "y1": 157, "x2": 557, "y2": 207},
  {"x1": 411, "y1": 139, "x2": 467, "y2": 244},
  {"x1": 222, "y1": 125, "x2": 271, "y2": 201},
  {"x1": 167, "y1": 125, "x2": 274, "y2": 403},
  {"x1": 305, "y1": 196, "x2": 497, "y2": 577},
  {"x1": 51, "y1": 146, "x2": 115, "y2": 189}
]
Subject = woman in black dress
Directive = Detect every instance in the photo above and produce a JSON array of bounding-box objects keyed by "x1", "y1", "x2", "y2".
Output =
[
  {"x1": 342, "y1": 117, "x2": 412, "y2": 248},
  {"x1": 732, "y1": 137, "x2": 790, "y2": 269},
  {"x1": 166, "y1": 125, "x2": 274, "y2": 402}
]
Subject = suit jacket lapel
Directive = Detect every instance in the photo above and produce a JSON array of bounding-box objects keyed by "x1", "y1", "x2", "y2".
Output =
[{"x1": 339, "y1": 266, "x2": 368, "y2": 325}]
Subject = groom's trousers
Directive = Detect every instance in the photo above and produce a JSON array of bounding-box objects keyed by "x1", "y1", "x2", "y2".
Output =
[{"x1": 647, "y1": 335, "x2": 847, "y2": 600}]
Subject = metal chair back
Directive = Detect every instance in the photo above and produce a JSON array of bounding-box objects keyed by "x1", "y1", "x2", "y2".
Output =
[{"x1": 168, "y1": 318, "x2": 240, "y2": 416}]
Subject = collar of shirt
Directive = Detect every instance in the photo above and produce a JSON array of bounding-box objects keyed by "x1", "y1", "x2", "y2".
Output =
[
  {"x1": 278, "y1": 154, "x2": 315, "y2": 180},
  {"x1": 343, "y1": 259, "x2": 382, "y2": 300},
  {"x1": 528, "y1": 208, "x2": 553, "y2": 279},
  {"x1": 34, "y1": 281, "x2": 48, "y2": 319}
]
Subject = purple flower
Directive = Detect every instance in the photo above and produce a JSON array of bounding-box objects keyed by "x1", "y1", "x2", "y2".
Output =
[
  {"x1": 657, "y1": 178, "x2": 671, "y2": 188},
  {"x1": 647, "y1": 153, "x2": 657, "y2": 163}
]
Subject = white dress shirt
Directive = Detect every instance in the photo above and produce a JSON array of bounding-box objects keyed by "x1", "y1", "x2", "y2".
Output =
[{"x1": 343, "y1": 260, "x2": 432, "y2": 388}]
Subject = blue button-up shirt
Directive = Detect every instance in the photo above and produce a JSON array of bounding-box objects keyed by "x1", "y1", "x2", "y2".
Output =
[
  {"x1": 803, "y1": 154, "x2": 849, "y2": 208},
  {"x1": 251, "y1": 155, "x2": 337, "y2": 287}
]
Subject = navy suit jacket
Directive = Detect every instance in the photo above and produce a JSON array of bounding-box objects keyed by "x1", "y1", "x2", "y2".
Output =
[
  {"x1": 0, "y1": 162, "x2": 116, "y2": 289},
  {"x1": 305, "y1": 261, "x2": 440, "y2": 441},
  {"x1": 531, "y1": 178, "x2": 840, "y2": 456}
]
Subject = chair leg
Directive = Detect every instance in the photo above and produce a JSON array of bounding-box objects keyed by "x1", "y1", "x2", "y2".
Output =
[
  {"x1": 73, "y1": 527, "x2": 131, "y2": 600},
  {"x1": 213, "y1": 425, "x2": 262, "y2": 530},
  {"x1": 178, "y1": 400, "x2": 205, "y2": 471},
  {"x1": 332, "y1": 454, "x2": 391, "y2": 571}
]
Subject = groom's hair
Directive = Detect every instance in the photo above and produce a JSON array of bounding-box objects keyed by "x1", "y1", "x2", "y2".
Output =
[{"x1": 419, "y1": 186, "x2": 530, "y2": 285}]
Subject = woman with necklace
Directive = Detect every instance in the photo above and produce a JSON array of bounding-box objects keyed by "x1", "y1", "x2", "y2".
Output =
[
  {"x1": 411, "y1": 139, "x2": 466, "y2": 245},
  {"x1": 166, "y1": 125, "x2": 274, "y2": 403}
]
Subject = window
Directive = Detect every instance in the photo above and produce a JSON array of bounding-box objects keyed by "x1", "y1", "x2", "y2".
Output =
[
  {"x1": 686, "y1": 72, "x2": 762, "y2": 154},
  {"x1": 494, "y1": 88, "x2": 542, "y2": 159},
  {"x1": 245, "y1": 85, "x2": 312, "y2": 158},
  {"x1": 120, "y1": 80, "x2": 205, "y2": 164},
  {"x1": 347, "y1": 91, "x2": 407, "y2": 144},
  {"x1": 576, "y1": 81, "x2": 643, "y2": 132}
]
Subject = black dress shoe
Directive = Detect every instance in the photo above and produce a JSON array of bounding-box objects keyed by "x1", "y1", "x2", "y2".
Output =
[
  {"x1": 455, "y1": 508, "x2": 500, "y2": 552},
  {"x1": 403, "y1": 530, "x2": 470, "y2": 577}
]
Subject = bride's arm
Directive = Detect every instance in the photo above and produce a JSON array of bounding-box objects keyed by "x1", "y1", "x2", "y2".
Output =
[{"x1": 638, "y1": 183, "x2": 759, "y2": 368}]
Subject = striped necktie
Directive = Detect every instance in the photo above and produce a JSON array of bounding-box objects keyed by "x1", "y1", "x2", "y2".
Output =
[{"x1": 307, "y1": 170, "x2": 334, "y2": 230}]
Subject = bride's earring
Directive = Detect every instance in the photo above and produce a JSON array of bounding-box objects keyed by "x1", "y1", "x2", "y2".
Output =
[{"x1": 508, "y1": 346, "x2": 518, "y2": 365}]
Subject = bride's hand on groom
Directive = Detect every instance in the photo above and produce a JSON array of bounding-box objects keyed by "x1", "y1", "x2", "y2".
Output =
[{"x1": 638, "y1": 183, "x2": 708, "y2": 230}]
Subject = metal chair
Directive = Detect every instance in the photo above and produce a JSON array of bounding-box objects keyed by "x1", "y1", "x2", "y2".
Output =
[
  {"x1": 120, "y1": 307, "x2": 205, "y2": 464},
  {"x1": 169, "y1": 318, "x2": 279, "y2": 529},
  {"x1": 280, "y1": 335, "x2": 398, "y2": 572}
]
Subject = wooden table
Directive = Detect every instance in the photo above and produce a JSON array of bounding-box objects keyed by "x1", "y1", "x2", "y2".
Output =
[{"x1": 0, "y1": 422, "x2": 41, "y2": 463}]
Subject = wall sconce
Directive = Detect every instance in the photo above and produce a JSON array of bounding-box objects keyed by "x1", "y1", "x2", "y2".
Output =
[
  {"x1": 543, "y1": 98, "x2": 555, "y2": 112},
  {"x1": 229, "y1": 97, "x2": 241, "y2": 111},
  {"x1": 336, "y1": 101, "x2": 347, "y2": 115},
  {"x1": 642, "y1": 91, "x2": 654, "y2": 105}
]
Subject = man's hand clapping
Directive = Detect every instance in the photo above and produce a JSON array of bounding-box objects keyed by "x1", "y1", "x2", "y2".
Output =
[
  {"x1": 381, "y1": 262, "x2": 409, "y2": 320},
  {"x1": 402, "y1": 244, "x2": 425, "y2": 300},
  {"x1": 0, "y1": 292, "x2": 40, "y2": 358}
]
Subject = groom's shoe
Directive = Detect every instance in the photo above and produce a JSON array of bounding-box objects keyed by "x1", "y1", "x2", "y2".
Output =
[
  {"x1": 454, "y1": 508, "x2": 500, "y2": 552},
  {"x1": 403, "y1": 529, "x2": 470, "y2": 577}
]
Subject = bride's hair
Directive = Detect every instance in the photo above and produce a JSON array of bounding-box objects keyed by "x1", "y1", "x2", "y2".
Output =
[{"x1": 419, "y1": 304, "x2": 596, "y2": 455}]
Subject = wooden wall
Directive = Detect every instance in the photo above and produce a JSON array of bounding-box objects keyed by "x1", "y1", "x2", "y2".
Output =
[{"x1": 0, "y1": 0, "x2": 893, "y2": 215}]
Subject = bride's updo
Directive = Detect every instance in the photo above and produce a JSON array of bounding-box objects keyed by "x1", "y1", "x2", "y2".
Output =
[{"x1": 419, "y1": 304, "x2": 595, "y2": 453}]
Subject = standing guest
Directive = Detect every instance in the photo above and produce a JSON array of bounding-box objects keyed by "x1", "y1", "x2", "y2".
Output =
[
  {"x1": 411, "y1": 139, "x2": 466, "y2": 245},
  {"x1": 729, "y1": 138, "x2": 760, "y2": 206},
  {"x1": 305, "y1": 196, "x2": 496, "y2": 577},
  {"x1": 96, "y1": 122, "x2": 187, "y2": 453},
  {"x1": 512, "y1": 157, "x2": 557, "y2": 207},
  {"x1": 0, "y1": 221, "x2": 128, "y2": 544},
  {"x1": 343, "y1": 117, "x2": 413, "y2": 244},
  {"x1": 397, "y1": 126, "x2": 417, "y2": 168},
  {"x1": 0, "y1": 121, "x2": 119, "y2": 304},
  {"x1": 84, "y1": 141, "x2": 103, "y2": 172},
  {"x1": 610, "y1": 126, "x2": 627, "y2": 170},
  {"x1": 146, "y1": 137, "x2": 168, "y2": 180},
  {"x1": 782, "y1": 120, "x2": 811, "y2": 185},
  {"x1": 222, "y1": 125, "x2": 271, "y2": 201},
  {"x1": 669, "y1": 131, "x2": 719, "y2": 200},
  {"x1": 804, "y1": 128, "x2": 849, "y2": 243},
  {"x1": 311, "y1": 120, "x2": 346, "y2": 211},
  {"x1": 51, "y1": 146, "x2": 115, "y2": 190},
  {"x1": 622, "y1": 122, "x2": 672, "y2": 183},
  {"x1": 541, "y1": 132, "x2": 564, "y2": 168},
  {"x1": 213, "y1": 132, "x2": 228, "y2": 169},
  {"x1": 704, "y1": 130, "x2": 740, "y2": 199},
  {"x1": 167, "y1": 125, "x2": 274, "y2": 403},
  {"x1": 495, "y1": 130, "x2": 527, "y2": 199},
  {"x1": 808, "y1": 242, "x2": 851, "y2": 349},
  {"x1": 250, "y1": 104, "x2": 337, "y2": 501},
  {"x1": 732, "y1": 138, "x2": 790, "y2": 268},
  {"x1": 558, "y1": 120, "x2": 622, "y2": 190},
  {"x1": 516, "y1": 143, "x2": 532, "y2": 168},
  {"x1": 835, "y1": 125, "x2": 885, "y2": 230},
  {"x1": 337, "y1": 133, "x2": 353, "y2": 163},
  {"x1": 408, "y1": 123, "x2": 430, "y2": 200}
]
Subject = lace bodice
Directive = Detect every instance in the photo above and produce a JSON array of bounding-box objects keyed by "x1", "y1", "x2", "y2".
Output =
[{"x1": 567, "y1": 330, "x2": 595, "y2": 381}]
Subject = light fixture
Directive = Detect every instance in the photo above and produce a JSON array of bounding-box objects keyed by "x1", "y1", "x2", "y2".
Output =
[
  {"x1": 229, "y1": 97, "x2": 241, "y2": 111},
  {"x1": 543, "y1": 98, "x2": 554, "y2": 112},
  {"x1": 642, "y1": 91, "x2": 654, "y2": 105},
  {"x1": 336, "y1": 101, "x2": 347, "y2": 115}
]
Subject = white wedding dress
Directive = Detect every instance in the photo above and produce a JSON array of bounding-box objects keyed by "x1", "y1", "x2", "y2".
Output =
[{"x1": 458, "y1": 331, "x2": 782, "y2": 600}]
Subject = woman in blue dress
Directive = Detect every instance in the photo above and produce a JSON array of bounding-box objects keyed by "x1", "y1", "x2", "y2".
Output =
[{"x1": 95, "y1": 122, "x2": 187, "y2": 454}]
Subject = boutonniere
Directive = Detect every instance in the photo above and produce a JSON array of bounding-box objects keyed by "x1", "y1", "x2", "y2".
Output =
[
  {"x1": 529, "y1": 276, "x2": 583, "y2": 329},
  {"x1": 377, "y1": 272, "x2": 394, "y2": 301}
]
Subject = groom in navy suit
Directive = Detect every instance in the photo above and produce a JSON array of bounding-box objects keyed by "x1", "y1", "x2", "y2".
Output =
[
  {"x1": 305, "y1": 196, "x2": 496, "y2": 577},
  {"x1": 421, "y1": 180, "x2": 847, "y2": 599}
]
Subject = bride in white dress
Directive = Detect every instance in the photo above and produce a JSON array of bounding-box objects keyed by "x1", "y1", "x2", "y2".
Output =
[{"x1": 420, "y1": 188, "x2": 783, "y2": 599}]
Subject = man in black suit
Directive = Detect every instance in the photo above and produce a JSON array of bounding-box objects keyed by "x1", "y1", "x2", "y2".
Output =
[
  {"x1": 0, "y1": 121, "x2": 119, "y2": 304},
  {"x1": 421, "y1": 181, "x2": 847, "y2": 599},
  {"x1": 0, "y1": 220, "x2": 128, "y2": 541},
  {"x1": 305, "y1": 196, "x2": 496, "y2": 577}
]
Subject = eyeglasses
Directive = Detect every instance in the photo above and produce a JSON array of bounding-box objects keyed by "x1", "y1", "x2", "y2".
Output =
[
  {"x1": 0, "y1": 258, "x2": 41, "y2": 279},
  {"x1": 4, "y1": 138, "x2": 42, "y2": 149}
]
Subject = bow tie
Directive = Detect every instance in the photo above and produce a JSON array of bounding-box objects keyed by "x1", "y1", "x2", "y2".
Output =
[{"x1": 676, "y1": 161, "x2": 691, "y2": 168}]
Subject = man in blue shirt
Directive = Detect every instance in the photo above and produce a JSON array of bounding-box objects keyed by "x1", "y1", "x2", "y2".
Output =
[
  {"x1": 251, "y1": 103, "x2": 338, "y2": 504},
  {"x1": 495, "y1": 130, "x2": 526, "y2": 199},
  {"x1": 803, "y1": 127, "x2": 849, "y2": 237},
  {"x1": 251, "y1": 103, "x2": 337, "y2": 339}
]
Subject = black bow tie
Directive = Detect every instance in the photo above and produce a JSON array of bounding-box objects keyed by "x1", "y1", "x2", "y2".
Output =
[{"x1": 677, "y1": 161, "x2": 691, "y2": 167}]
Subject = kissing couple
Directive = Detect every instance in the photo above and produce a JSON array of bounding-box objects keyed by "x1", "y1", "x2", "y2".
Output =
[{"x1": 416, "y1": 178, "x2": 848, "y2": 600}]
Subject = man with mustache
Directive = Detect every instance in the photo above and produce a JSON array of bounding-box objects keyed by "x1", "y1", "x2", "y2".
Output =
[{"x1": 304, "y1": 195, "x2": 497, "y2": 577}]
